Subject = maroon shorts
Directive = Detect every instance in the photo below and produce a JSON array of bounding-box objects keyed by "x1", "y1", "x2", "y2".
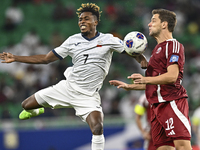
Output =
[
  {"x1": 151, "y1": 98, "x2": 191, "y2": 148},
  {"x1": 147, "y1": 137, "x2": 157, "y2": 150}
]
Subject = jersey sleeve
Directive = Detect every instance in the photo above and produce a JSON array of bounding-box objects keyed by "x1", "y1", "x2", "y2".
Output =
[
  {"x1": 109, "y1": 35, "x2": 124, "y2": 53},
  {"x1": 53, "y1": 37, "x2": 70, "y2": 59},
  {"x1": 166, "y1": 40, "x2": 185, "y2": 69}
]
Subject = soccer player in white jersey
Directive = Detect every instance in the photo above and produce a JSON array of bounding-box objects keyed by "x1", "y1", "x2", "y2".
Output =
[{"x1": 0, "y1": 3, "x2": 147, "y2": 150}]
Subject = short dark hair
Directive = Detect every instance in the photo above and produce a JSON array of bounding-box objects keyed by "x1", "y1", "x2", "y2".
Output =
[
  {"x1": 152, "y1": 9, "x2": 177, "y2": 32},
  {"x1": 77, "y1": 3, "x2": 102, "y2": 22}
]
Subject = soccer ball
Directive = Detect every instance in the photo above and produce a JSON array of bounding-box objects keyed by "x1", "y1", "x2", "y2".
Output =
[{"x1": 124, "y1": 31, "x2": 148, "y2": 56}]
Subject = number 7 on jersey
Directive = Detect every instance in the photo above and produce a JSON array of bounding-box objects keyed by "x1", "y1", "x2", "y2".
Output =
[{"x1": 83, "y1": 54, "x2": 89, "y2": 64}]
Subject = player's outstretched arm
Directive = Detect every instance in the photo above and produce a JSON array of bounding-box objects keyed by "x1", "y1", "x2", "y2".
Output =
[
  {"x1": 0, "y1": 51, "x2": 59, "y2": 64},
  {"x1": 109, "y1": 80, "x2": 146, "y2": 90},
  {"x1": 128, "y1": 64, "x2": 179, "y2": 85}
]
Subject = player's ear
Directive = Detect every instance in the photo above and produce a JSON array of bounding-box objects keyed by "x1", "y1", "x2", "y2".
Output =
[
  {"x1": 94, "y1": 20, "x2": 98, "y2": 26},
  {"x1": 162, "y1": 21, "x2": 168, "y2": 29}
]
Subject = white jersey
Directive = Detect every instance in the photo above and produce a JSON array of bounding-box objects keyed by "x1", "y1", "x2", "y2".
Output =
[{"x1": 53, "y1": 32, "x2": 124, "y2": 96}]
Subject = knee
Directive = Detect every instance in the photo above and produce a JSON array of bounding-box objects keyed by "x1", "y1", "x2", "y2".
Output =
[
  {"x1": 21, "y1": 100, "x2": 28, "y2": 109},
  {"x1": 91, "y1": 123, "x2": 103, "y2": 135},
  {"x1": 21, "y1": 97, "x2": 32, "y2": 110}
]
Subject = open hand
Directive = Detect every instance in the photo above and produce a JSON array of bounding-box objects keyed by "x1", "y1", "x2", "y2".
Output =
[
  {"x1": 0, "y1": 52, "x2": 15, "y2": 63},
  {"x1": 109, "y1": 80, "x2": 130, "y2": 90},
  {"x1": 128, "y1": 73, "x2": 146, "y2": 84}
]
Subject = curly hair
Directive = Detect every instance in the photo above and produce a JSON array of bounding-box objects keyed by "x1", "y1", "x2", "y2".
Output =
[{"x1": 76, "y1": 3, "x2": 102, "y2": 22}]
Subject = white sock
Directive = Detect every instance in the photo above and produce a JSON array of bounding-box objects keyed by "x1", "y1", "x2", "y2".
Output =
[
  {"x1": 26, "y1": 109, "x2": 40, "y2": 116},
  {"x1": 91, "y1": 134, "x2": 105, "y2": 150}
]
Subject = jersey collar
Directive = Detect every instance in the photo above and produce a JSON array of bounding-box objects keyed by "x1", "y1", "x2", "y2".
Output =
[{"x1": 81, "y1": 32, "x2": 100, "y2": 41}]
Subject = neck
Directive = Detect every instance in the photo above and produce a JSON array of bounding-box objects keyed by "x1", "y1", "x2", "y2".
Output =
[
  {"x1": 83, "y1": 30, "x2": 97, "y2": 39},
  {"x1": 155, "y1": 31, "x2": 173, "y2": 44}
]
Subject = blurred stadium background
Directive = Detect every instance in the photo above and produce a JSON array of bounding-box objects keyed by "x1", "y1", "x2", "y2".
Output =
[{"x1": 0, "y1": 0, "x2": 200, "y2": 149}]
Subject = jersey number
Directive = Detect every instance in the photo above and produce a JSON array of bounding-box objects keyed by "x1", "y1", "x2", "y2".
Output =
[
  {"x1": 165, "y1": 118, "x2": 174, "y2": 130},
  {"x1": 83, "y1": 54, "x2": 89, "y2": 64}
]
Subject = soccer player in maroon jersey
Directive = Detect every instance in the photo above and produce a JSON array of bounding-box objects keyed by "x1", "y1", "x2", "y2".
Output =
[{"x1": 110, "y1": 9, "x2": 192, "y2": 150}]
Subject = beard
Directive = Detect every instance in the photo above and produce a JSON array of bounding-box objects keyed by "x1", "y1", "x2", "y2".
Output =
[
  {"x1": 149, "y1": 28, "x2": 161, "y2": 38},
  {"x1": 150, "y1": 31, "x2": 159, "y2": 37}
]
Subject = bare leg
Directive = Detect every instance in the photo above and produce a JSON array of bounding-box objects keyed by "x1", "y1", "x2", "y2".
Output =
[
  {"x1": 86, "y1": 111, "x2": 105, "y2": 150},
  {"x1": 21, "y1": 94, "x2": 42, "y2": 110},
  {"x1": 19, "y1": 94, "x2": 44, "y2": 120},
  {"x1": 174, "y1": 140, "x2": 192, "y2": 150},
  {"x1": 86, "y1": 111, "x2": 104, "y2": 135},
  {"x1": 157, "y1": 146, "x2": 175, "y2": 150}
]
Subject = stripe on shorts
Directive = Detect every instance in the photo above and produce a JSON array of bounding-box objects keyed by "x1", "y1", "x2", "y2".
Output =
[{"x1": 170, "y1": 100, "x2": 191, "y2": 135}]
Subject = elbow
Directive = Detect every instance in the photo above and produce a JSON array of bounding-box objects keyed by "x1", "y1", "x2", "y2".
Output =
[
  {"x1": 167, "y1": 76, "x2": 177, "y2": 84},
  {"x1": 41, "y1": 59, "x2": 51, "y2": 64}
]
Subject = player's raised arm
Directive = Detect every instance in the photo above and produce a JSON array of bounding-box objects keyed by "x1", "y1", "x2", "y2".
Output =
[
  {"x1": 0, "y1": 51, "x2": 59, "y2": 64},
  {"x1": 132, "y1": 54, "x2": 148, "y2": 69}
]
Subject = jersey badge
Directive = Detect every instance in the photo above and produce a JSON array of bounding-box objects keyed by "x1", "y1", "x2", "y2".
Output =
[
  {"x1": 97, "y1": 40, "x2": 103, "y2": 47},
  {"x1": 169, "y1": 55, "x2": 179, "y2": 62},
  {"x1": 156, "y1": 47, "x2": 162, "y2": 54}
]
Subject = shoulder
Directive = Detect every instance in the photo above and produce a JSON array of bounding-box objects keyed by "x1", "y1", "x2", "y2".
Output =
[
  {"x1": 100, "y1": 32, "x2": 123, "y2": 44},
  {"x1": 99, "y1": 32, "x2": 115, "y2": 39},
  {"x1": 166, "y1": 39, "x2": 184, "y2": 50},
  {"x1": 68, "y1": 33, "x2": 82, "y2": 39},
  {"x1": 61, "y1": 33, "x2": 82, "y2": 45},
  {"x1": 157, "y1": 39, "x2": 184, "y2": 56}
]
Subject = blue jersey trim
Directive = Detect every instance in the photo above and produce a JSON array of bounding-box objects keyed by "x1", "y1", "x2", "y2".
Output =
[
  {"x1": 81, "y1": 32, "x2": 100, "y2": 41},
  {"x1": 52, "y1": 49, "x2": 63, "y2": 60}
]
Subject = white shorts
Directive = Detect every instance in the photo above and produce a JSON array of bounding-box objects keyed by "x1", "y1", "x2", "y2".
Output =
[{"x1": 34, "y1": 80, "x2": 103, "y2": 122}]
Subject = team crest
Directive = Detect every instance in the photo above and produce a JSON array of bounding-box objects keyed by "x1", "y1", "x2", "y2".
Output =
[
  {"x1": 156, "y1": 47, "x2": 162, "y2": 54},
  {"x1": 97, "y1": 40, "x2": 103, "y2": 47}
]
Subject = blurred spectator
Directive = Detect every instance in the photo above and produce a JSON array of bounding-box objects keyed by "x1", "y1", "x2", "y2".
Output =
[
  {"x1": 3, "y1": 1, "x2": 24, "y2": 31},
  {"x1": 104, "y1": 2, "x2": 118, "y2": 22},
  {"x1": 52, "y1": 2, "x2": 75, "y2": 21},
  {"x1": 115, "y1": 5, "x2": 132, "y2": 26},
  {"x1": 0, "y1": 79, "x2": 7, "y2": 104},
  {"x1": 49, "y1": 31, "x2": 65, "y2": 48},
  {"x1": 191, "y1": 105, "x2": 200, "y2": 149},
  {"x1": 134, "y1": 94, "x2": 156, "y2": 150},
  {"x1": 32, "y1": 0, "x2": 54, "y2": 5},
  {"x1": 21, "y1": 29, "x2": 40, "y2": 50}
]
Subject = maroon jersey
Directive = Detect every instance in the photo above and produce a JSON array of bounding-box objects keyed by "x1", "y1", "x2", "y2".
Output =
[{"x1": 145, "y1": 39, "x2": 188, "y2": 104}]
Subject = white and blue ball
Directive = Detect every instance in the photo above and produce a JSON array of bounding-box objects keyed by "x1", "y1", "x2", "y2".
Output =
[{"x1": 124, "y1": 31, "x2": 148, "y2": 56}]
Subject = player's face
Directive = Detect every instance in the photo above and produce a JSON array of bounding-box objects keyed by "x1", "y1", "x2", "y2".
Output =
[
  {"x1": 78, "y1": 12, "x2": 98, "y2": 37},
  {"x1": 148, "y1": 14, "x2": 162, "y2": 37}
]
